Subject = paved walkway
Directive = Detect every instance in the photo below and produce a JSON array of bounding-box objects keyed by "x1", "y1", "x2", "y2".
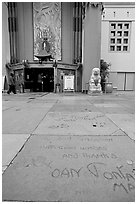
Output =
[{"x1": 2, "y1": 91, "x2": 135, "y2": 202}]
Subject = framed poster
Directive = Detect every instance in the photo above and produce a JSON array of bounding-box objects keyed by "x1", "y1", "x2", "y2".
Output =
[
  {"x1": 33, "y1": 2, "x2": 61, "y2": 60},
  {"x1": 64, "y1": 75, "x2": 74, "y2": 91}
]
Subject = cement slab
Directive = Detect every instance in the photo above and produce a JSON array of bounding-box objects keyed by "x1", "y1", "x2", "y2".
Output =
[
  {"x1": 2, "y1": 135, "x2": 135, "y2": 202},
  {"x1": 2, "y1": 134, "x2": 30, "y2": 172},
  {"x1": 106, "y1": 114, "x2": 135, "y2": 140},
  {"x1": 93, "y1": 101, "x2": 134, "y2": 114},
  {"x1": 2, "y1": 108, "x2": 48, "y2": 134},
  {"x1": 21, "y1": 103, "x2": 55, "y2": 110},
  {"x1": 97, "y1": 107, "x2": 131, "y2": 114},
  {"x1": 2, "y1": 106, "x2": 13, "y2": 111},
  {"x1": 29, "y1": 98, "x2": 58, "y2": 103},
  {"x1": 59, "y1": 98, "x2": 91, "y2": 105},
  {"x1": 33, "y1": 112, "x2": 126, "y2": 136},
  {"x1": 94, "y1": 103, "x2": 120, "y2": 108},
  {"x1": 50, "y1": 104, "x2": 98, "y2": 112},
  {"x1": 2, "y1": 101, "x2": 26, "y2": 109},
  {"x1": 2, "y1": 96, "x2": 31, "y2": 102}
]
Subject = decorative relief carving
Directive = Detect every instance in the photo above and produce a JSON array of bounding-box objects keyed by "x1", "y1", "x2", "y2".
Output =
[{"x1": 33, "y1": 2, "x2": 61, "y2": 60}]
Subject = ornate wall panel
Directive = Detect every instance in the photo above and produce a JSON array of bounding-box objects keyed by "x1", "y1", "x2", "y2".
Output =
[{"x1": 33, "y1": 2, "x2": 61, "y2": 60}]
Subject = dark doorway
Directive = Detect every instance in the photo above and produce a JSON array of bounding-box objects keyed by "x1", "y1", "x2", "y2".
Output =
[{"x1": 32, "y1": 68, "x2": 54, "y2": 92}]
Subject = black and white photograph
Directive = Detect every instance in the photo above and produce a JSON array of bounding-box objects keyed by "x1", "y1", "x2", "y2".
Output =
[{"x1": 2, "y1": 1, "x2": 135, "y2": 202}]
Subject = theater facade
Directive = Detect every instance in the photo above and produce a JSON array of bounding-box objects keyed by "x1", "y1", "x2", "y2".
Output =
[{"x1": 2, "y1": 2, "x2": 104, "y2": 93}]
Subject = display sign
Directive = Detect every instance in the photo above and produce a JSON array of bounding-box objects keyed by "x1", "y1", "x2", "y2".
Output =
[{"x1": 64, "y1": 75, "x2": 74, "y2": 91}]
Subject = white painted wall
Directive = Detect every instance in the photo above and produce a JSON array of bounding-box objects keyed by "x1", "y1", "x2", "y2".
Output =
[
  {"x1": 101, "y1": 21, "x2": 135, "y2": 72},
  {"x1": 101, "y1": 3, "x2": 135, "y2": 72}
]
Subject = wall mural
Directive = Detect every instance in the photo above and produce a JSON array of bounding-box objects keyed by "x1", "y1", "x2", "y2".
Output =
[{"x1": 33, "y1": 2, "x2": 61, "y2": 60}]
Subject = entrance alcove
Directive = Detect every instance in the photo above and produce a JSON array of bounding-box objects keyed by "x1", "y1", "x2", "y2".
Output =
[{"x1": 12, "y1": 62, "x2": 79, "y2": 93}]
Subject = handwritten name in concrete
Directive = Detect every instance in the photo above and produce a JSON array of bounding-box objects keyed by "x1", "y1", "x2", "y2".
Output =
[
  {"x1": 80, "y1": 145, "x2": 107, "y2": 151},
  {"x1": 51, "y1": 162, "x2": 134, "y2": 194},
  {"x1": 80, "y1": 137, "x2": 113, "y2": 142},
  {"x1": 62, "y1": 152, "x2": 117, "y2": 159},
  {"x1": 43, "y1": 144, "x2": 76, "y2": 150},
  {"x1": 43, "y1": 144, "x2": 107, "y2": 151}
]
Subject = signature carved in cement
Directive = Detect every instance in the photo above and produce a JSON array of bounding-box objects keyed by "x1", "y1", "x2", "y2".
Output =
[{"x1": 51, "y1": 162, "x2": 135, "y2": 194}]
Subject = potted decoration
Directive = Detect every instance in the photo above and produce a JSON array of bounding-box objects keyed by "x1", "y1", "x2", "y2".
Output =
[{"x1": 100, "y1": 59, "x2": 113, "y2": 93}]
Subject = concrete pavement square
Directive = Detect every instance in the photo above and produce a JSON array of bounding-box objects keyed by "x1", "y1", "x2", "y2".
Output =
[
  {"x1": 2, "y1": 134, "x2": 30, "y2": 172},
  {"x1": 2, "y1": 108, "x2": 49, "y2": 134},
  {"x1": 106, "y1": 114, "x2": 135, "y2": 140},
  {"x1": 33, "y1": 112, "x2": 126, "y2": 136},
  {"x1": 50, "y1": 104, "x2": 99, "y2": 112},
  {"x1": 2, "y1": 135, "x2": 135, "y2": 202},
  {"x1": 94, "y1": 103, "x2": 130, "y2": 114},
  {"x1": 2, "y1": 91, "x2": 135, "y2": 202}
]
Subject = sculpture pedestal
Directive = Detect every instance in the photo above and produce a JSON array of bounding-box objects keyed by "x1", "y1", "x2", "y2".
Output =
[
  {"x1": 88, "y1": 67, "x2": 102, "y2": 96},
  {"x1": 88, "y1": 85, "x2": 102, "y2": 95}
]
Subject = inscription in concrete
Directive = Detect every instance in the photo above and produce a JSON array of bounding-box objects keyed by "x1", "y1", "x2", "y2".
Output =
[
  {"x1": 50, "y1": 104, "x2": 98, "y2": 112},
  {"x1": 2, "y1": 135, "x2": 134, "y2": 202},
  {"x1": 34, "y1": 112, "x2": 126, "y2": 136}
]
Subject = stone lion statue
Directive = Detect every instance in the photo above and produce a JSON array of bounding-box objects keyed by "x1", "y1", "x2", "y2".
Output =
[{"x1": 88, "y1": 67, "x2": 102, "y2": 94}]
